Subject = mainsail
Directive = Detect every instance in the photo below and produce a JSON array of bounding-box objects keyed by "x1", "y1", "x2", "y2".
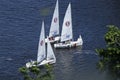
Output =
[
  {"x1": 49, "y1": 0, "x2": 59, "y2": 37},
  {"x1": 61, "y1": 3, "x2": 73, "y2": 42},
  {"x1": 37, "y1": 21, "x2": 46, "y2": 63}
]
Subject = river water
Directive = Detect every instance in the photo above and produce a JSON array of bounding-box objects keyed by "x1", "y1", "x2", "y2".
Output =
[{"x1": 0, "y1": 0, "x2": 120, "y2": 80}]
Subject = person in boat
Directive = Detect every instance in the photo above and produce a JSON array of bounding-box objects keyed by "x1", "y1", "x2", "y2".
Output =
[{"x1": 49, "y1": 36, "x2": 54, "y2": 40}]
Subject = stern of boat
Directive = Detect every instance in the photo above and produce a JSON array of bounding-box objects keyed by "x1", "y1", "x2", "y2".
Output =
[{"x1": 77, "y1": 35, "x2": 83, "y2": 45}]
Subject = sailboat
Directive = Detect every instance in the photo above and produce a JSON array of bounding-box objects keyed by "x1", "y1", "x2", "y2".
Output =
[
  {"x1": 54, "y1": 3, "x2": 83, "y2": 48},
  {"x1": 45, "y1": 0, "x2": 60, "y2": 43},
  {"x1": 26, "y1": 21, "x2": 56, "y2": 68}
]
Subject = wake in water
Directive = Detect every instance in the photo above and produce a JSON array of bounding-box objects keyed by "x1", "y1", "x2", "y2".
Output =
[
  {"x1": 74, "y1": 50, "x2": 98, "y2": 55},
  {"x1": 0, "y1": 57, "x2": 14, "y2": 61},
  {"x1": 5, "y1": 58, "x2": 13, "y2": 61}
]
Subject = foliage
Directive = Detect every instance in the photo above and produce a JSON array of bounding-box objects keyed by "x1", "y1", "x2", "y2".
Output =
[
  {"x1": 96, "y1": 25, "x2": 120, "y2": 75},
  {"x1": 19, "y1": 64, "x2": 54, "y2": 80}
]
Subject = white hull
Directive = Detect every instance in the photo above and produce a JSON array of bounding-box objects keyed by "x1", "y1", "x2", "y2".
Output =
[
  {"x1": 38, "y1": 59, "x2": 55, "y2": 66},
  {"x1": 45, "y1": 36, "x2": 60, "y2": 43},
  {"x1": 54, "y1": 35, "x2": 83, "y2": 49},
  {"x1": 26, "y1": 59, "x2": 55, "y2": 68}
]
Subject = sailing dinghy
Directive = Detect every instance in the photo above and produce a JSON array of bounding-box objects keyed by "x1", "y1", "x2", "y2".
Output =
[
  {"x1": 45, "y1": 0, "x2": 60, "y2": 43},
  {"x1": 26, "y1": 21, "x2": 56, "y2": 68},
  {"x1": 54, "y1": 3, "x2": 83, "y2": 48}
]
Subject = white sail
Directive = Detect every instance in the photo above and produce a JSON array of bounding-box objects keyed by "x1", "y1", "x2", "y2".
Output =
[
  {"x1": 49, "y1": 0, "x2": 59, "y2": 37},
  {"x1": 61, "y1": 3, "x2": 73, "y2": 42},
  {"x1": 37, "y1": 21, "x2": 46, "y2": 63},
  {"x1": 47, "y1": 37, "x2": 56, "y2": 63},
  {"x1": 26, "y1": 21, "x2": 56, "y2": 68}
]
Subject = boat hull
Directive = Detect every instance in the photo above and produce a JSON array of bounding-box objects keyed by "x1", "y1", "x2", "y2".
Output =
[
  {"x1": 54, "y1": 36, "x2": 83, "y2": 49},
  {"x1": 38, "y1": 59, "x2": 55, "y2": 66},
  {"x1": 45, "y1": 36, "x2": 60, "y2": 43},
  {"x1": 26, "y1": 60, "x2": 55, "y2": 68}
]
